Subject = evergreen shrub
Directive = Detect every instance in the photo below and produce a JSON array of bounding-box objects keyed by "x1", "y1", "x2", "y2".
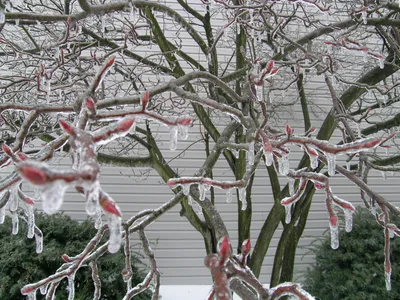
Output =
[
  {"x1": 0, "y1": 212, "x2": 151, "y2": 300},
  {"x1": 303, "y1": 207, "x2": 400, "y2": 300}
]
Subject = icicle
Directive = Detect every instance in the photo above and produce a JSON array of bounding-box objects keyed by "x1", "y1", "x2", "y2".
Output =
[
  {"x1": 27, "y1": 291, "x2": 37, "y2": 300},
  {"x1": 379, "y1": 57, "x2": 384, "y2": 69},
  {"x1": 226, "y1": 188, "x2": 233, "y2": 203},
  {"x1": 11, "y1": 212, "x2": 19, "y2": 235},
  {"x1": 385, "y1": 147, "x2": 389, "y2": 157},
  {"x1": 310, "y1": 154, "x2": 318, "y2": 169},
  {"x1": 264, "y1": 151, "x2": 273, "y2": 167},
  {"x1": 10, "y1": 192, "x2": 19, "y2": 212},
  {"x1": 15, "y1": 19, "x2": 19, "y2": 26},
  {"x1": 346, "y1": 161, "x2": 351, "y2": 171},
  {"x1": 94, "y1": 208, "x2": 102, "y2": 229},
  {"x1": 188, "y1": 194, "x2": 193, "y2": 206},
  {"x1": 198, "y1": 184, "x2": 206, "y2": 201},
  {"x1": 35, "y1": 231, "x2": 43, "y2": 253},
  {"x1": 285, "y1": 204, "x2": 292, "y2": 224},
  {"x1": 278, "y1": 154, "x2": 290, "y2": 175},
  {"x1": 178, "y1": 124, "x2": 189, "y2": 140},
  {"x1": 231, "y1": 149, "x2": 239, "y2": 159},
  {"x1": 385, "y1": 266, "x2": 392, "y2": 291},
  {"x1": 169, "y1": 127, "x2": 178, "y2": 151},
  {"x1": 288, "y1": 177, "x2": 295, "y2": 195},
  {"x1": 0, "y1": 206, "x2": 5, "y2": 224},
  {"x1": 247, "y1": 142, "x2": 255, "y2": 166},
  {"x1": 344, "y1": 209, "x2": 353, "y2": 232},
  {"x1": 182, "y1": 184, "x2": 190, "y2": 196},
  {"x1": 326, "y1": 153, "x2": 336, "y2": 176},
  {"x1": 361, "y1": 9, "x2": 367, "y2": 25},
  {"x1": 67, "y1": 275, "x2": 75, "y2": 300},
  {"x1": 27, "y1": 205, "x2": 35, "y2": 239},
  {"x1": 40, "y1": 283, "x2": 49, "y2": 295},
  {"x1": 381, "y1": 171, "x2": 387, "y2": 180},
  {"x1": 40, "y1": 181, "x2": 68, "y2": 214},
  {"x1": 329, "y1": 220, "x2": 339, "y2": 249},
  {"x1": 107, "y1": 214, "x2": 122, "y2": 253},
  {"x1": 101, "y1": 16, "x2": 106, "y2": 34},
  {"x1": 238, "y1": 187, "x2": 247, "y2": 210},
  {"x1": 256, "y1": 85, "x2": 263, "y2": 101},
  {"x1": 85, "y1": 181, "x2": 100, "y2": 216},
  {"x1": 389, "y1": 228, "x2": 395, "y2": 239},
  {"x1": 0, "y1": 6, "x2": 4, "y2": 24}
]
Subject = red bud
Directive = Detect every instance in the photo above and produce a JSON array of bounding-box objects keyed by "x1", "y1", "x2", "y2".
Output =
[
  {"x1": 19, "y1": 166, "x2": 48, "y2": 186},
  {"x1": 266, "y1": 60, "x2": 274, "y2": 73},
  {"x1": 99, "y1": 195, "x2": 121, "y2": 217},
  {"x1": 17, "y1": 153, "x2": 28, "y2": 161},
  {"x1": 177, "y1": 118, "x2": 192, "y2": 126},
  {"x1": 242, "y1": 238, "x2": 251, "y2": 255},
  {"x1": 62, "y1": 254, "x2": 72, "y2": 262},
  {"x1": 85, "y1": 98, "x2": 96, "y2": 110},
  {"x1": 329, "y1": 215, "x2": 337, "y2": 227},
  {"x1": 219, "y1": 236, "x2": 230, "y2": 262},
  {"x1": 21, "y1": 286, "x2": 35, "y2": 295},
  {"x1": 59, "y1": 120, "x2": 76, "y2": 136},
  {"x1": 2, "y1": 144, "x2": 13, "y2": 157},
  {"x1": 117, "y1": 118, "x2": 135, "y2": 132}
]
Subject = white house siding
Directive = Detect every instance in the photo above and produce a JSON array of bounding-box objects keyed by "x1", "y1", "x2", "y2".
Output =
[{"x1": 0, "y1": 0, "x2": 399, "y2": 289}]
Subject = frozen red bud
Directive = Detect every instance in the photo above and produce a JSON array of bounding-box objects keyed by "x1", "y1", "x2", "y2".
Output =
[
  {"x1": 314, "y1": 182, "x2": 325, "y2": 190},
  {"x1": 23, "y1": 197, "x2": 35, "y2": 205},
  {"x1": 219, "y1": 236, "x2": 230, "y2": 261},
  {"x1": 285, "y1": 125, "x2": 294, "y2": 135},
  {"x1": 340, "y1": 202, "x2": 355, "y2": 211},
  {"x1": 117, "y1": 118, "x2": 135, "y2": 132},
  {"x1": 177, "y1": 117, "x2": 192, "y2": 126},
  {"x1": 364, "y1": 139, "x2": 381, "y2": 148},
  {"x1": 386, "y1": 262, "x2": 391, "y2": 273},
  {"x1": 105, "y1": 56, "x2": 116, "y2": 68},
  {"x1": 59, "y1": 120, "x2": 76, "y2": 136},
  {"x1": 17, "y1": 153, "x2": 28, "y2": 161},
  {"x1": 266, "y1": 60, "x2": 274, "y2": 73},
  {"x1": 61, "y1": 254, "x2": 72, "y2": 262},
  {"x1": 270, "y1": 68, "x2": 280, "y2": 75},
  {"x1": 329, "y1": 215, "x2": 338, "y2": 227},
  {"x1": 141, "y1": 90, "x2": 150, "y2": 110},
  {"x1": 21, "y1": 286, "x2": 35, "y2": 295},
  {"x1": 242, "y1": 238, "x2": 251, "y2": 255},
  {"x1": 2, "y1": 144, "x2": 13, "y2": 157},
  {"x1": 19, "y1": 165, "x2": 48, "y2": 186},
  {"x1": 99, "y1": 195, "x2": 121, "y2": 217},
  {"x1": 85, "y1": 98, "x2": 96, "y2": 110}
]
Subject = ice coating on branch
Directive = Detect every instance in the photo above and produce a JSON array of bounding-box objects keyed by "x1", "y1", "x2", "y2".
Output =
[
  {"x1": 329, "y1": 215, "x2": 339, "y2": 249},
  {"x1": 285, "y1": 204, "x2": 292, "y2": 224},
  {"x1": 35, "y1": 231, "x2": 43, "y2": 253},
  {"x1": 40, "y1": 181, "x2": 68, "y2": 214},
  {"x1": 27, "y1": 204, "x2": 35, "y2": 239},
  {"x1": 107, "y1": 214, "x2": 122, "y2": 253},
  {"x1": 247, "y1": 141, "x2": 255, "y2": 166},
  {"x1": 379, "y1": 57, "x2": 384, "y2": 69},
  {"x1": 11, "y1": 212, "x2": 19, "y2": 235},
  {"x1": 326, "y1": 153, "x2": 336, "y2": 176},
  {"x1": 169, "y1": 127, "x2": 178, "y2": 151},
  {"x1": 256, "y1": 85, "x2": 263, "y2": 101},
  {"x1": 226, "y1": 188, "x2": 233, "y2": 203},
  {"x1": 85, "y1": 181, "x2": 100, "y2": 216}
]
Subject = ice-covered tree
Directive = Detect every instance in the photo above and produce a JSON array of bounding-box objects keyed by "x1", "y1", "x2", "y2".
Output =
[{"x1": 0, "y1": 0, "x2": 400, "y2": 299}]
